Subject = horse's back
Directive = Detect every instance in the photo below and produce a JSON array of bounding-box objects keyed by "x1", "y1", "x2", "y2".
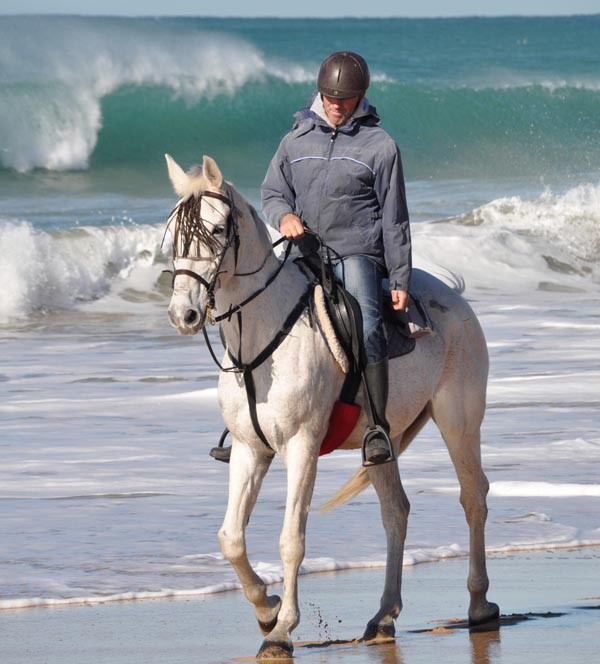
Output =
[
  {"x1": 408, "y1": 268, "x2": 488, "y2": 381},
  {"x1": 411, "y1": 268, "x2": 476, "y2": 324}
]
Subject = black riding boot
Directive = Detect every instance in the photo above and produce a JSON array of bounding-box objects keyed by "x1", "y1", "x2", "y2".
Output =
[{"x1": 361, "y1": 358, "x2": 396, "y2": 466}]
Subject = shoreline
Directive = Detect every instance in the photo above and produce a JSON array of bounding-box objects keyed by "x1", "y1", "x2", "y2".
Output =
[
  {"x1": 0, "y1": 540, "x2": 600, "y2": 615},
  {"x1": 3, "y1": 542, "x2": 600, "y2": 613},
  {"x1": 3, "y1": 547, "x2": 599, "y2": 664}
]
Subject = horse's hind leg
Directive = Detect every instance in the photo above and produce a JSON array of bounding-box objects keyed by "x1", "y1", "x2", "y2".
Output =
[
  {"x1": 431, "y1": 379, "x2": 499, "y2": 625},
  {"x1": 218, "y1": 441, "x2": 281, "y2": 634},
  {"x1": 362, "y1": 459, "x2": 410, "y2": 640}
]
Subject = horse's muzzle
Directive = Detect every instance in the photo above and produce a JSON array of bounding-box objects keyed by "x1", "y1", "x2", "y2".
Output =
[{"x1": 168, "y1": 302, "x2": 207, "y2": 335}]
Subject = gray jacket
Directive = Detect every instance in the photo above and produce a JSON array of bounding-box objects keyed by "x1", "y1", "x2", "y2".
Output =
[{"x1": 261, "y1": 95, "x2": 411, "y2": 291}]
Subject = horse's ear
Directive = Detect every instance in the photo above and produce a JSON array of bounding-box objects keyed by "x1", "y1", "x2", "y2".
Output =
[
  {"x1": 203, "y1": 155, "x2": 223, "y2": 189},
  {"x1": 165, "y1": 154, "x2": 188, "y2": 197}
]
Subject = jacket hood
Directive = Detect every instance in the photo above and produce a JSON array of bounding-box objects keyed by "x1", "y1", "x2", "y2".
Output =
[{"x1": 292, "y1": 92, "x2": 380, "y2": 132}]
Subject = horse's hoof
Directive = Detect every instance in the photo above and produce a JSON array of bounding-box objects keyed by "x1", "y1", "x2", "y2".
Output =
[
  {"x1": 257, "y1": 638, "x2": 294, "y2": 660},
  {"x1": 469, "y1": 601, "x2": 500, "y2": 627},
  {"x1": 362, "y1": 620, "x2": 396, "y2": 642}
]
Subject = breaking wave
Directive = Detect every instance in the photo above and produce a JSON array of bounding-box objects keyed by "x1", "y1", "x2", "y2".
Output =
[
  {"x1": 0, "y1": 181, "x2": 598, "y2": 322},
  {"x1": 1, "y1": 16, "x2": 599, "y2": 180},
  {"x1": 0, "y1": 16, "x2": 314, "y2": 173},
  {"x1": 413, "y1": 182, "x2": 600, "y2": 291},
  {"x1": 0, "y1": 220, "x2": 168, "y2": 322}
]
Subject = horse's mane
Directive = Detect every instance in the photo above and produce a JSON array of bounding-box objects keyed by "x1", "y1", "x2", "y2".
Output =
[
  {"x1": 165, "y1": 168, "x2": 272, "y2": 260},
  {"x1": 227, "y1": 181, "x2": 273, "y2": 245},
  {"x1": 166, "y1": 167, "x2": 226, "y2": 258},
  {"x1": 171, "y1": 193, "x2": 223, "y2": 258}
]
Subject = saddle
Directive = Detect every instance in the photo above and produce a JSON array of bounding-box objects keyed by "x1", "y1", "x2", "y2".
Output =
[
  {"x1": 209, "y1": 232, "x2": 433, "y2": 463},
  {"x1": 294, "y1": 239, "x2": 431, "y2": 458}
]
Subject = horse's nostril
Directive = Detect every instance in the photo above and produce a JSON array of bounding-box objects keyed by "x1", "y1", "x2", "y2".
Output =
[{"x1": 184, "y1": 309, "x2": 199, "y2": 325}]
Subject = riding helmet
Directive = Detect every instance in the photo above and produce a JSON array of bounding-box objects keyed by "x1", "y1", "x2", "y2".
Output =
[{"x1": 317, "y1": 51, "x2": 370, "y2": 99}]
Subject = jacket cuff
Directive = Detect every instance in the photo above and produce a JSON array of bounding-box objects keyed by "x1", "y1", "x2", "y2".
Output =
[
  {"x1": 388, "y1": 277, "x2": 410, "y2": 292},
  {"x1": 265, "y1": 203, "x2": 294, "y2": 231}
]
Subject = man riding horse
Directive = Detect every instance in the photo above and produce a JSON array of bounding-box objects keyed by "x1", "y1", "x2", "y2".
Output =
[{"x1": 261, "y1": 51, "x2": 412, "y2": 465}]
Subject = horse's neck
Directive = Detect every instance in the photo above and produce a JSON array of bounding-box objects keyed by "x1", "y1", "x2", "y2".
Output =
[
  {"x1": 214, "y1": 199, "x2": 308, "y2": 361},
  {"x1": 218, "y1": 264, "x2": 307, "y2": 362}
]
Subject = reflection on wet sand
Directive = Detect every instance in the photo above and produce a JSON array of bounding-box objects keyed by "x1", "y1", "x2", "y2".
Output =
[
  {"x1": 367, "y1": 640, "x2": 405, "y2": 664},
  {"x1": 469, "y1": 629, "x2": 501, "y2": 664}
]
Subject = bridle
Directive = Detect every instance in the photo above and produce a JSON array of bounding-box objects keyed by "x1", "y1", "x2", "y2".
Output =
[
  {"x1": 169, "y1": 189, "x2": 239, "y2": 318},
  {"x1": 166, "y1": 185, "x2": 307, "y2": 453},
  {"x1": 167, "y1": 186, "x2": 292, "y2": 325}
]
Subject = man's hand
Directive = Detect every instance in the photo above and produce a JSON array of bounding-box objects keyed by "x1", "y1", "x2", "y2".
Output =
[
  {"x1": 280, "y1": 214, "x2": 305, "y2": 240},
  {"x1": 391, "y1": 289, "x2": 409, "y2": 312}
]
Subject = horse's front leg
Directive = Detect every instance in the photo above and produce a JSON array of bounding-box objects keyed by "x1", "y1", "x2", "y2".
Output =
[
  {"x1": 218, "y1": 441, "x2": 281, "y2": 633},
  {"x1": 257, "y1": 434, "x2": 319, "y2": 660},
  {"x1": 362, "y1": 459, "x2": 410, "y2": 641}
]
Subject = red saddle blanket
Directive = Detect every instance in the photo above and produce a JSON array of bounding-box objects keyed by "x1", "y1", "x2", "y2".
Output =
[{"x1": 319, "y1": 401, "x2": 361, "y2": 456}]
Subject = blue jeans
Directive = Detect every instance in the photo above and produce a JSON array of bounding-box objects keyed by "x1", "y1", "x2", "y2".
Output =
[{"x1": 333, "y1": 255, "x2": 387, "y2": 364}]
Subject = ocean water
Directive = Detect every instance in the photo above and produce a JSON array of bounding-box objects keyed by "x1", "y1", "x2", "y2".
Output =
[{"x1": 1, "y1": 15, "x2": 599, "y2": 610}]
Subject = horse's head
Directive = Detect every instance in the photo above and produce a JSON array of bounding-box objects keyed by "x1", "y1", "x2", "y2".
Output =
[{"x1": 165, "y1": 154, "x2": 237, "y2": 335}]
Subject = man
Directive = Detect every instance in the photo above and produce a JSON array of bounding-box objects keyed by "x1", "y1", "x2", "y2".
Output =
[{"x1": 261, "y1": 51, "x2": 411, "y2": 465}]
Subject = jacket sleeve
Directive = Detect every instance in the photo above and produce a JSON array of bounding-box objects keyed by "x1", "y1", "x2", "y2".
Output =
[
  {"x1": 375, "y1": 142, "x2": 412, "y2": 292},
  {"x1": 261, "y1": 135, "x2": 296, "y2": 231}
]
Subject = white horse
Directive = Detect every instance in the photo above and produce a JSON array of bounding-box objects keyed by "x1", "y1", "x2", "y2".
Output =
[{"x1": 165, "y1": 154, "x2": 499, "y2": 659}]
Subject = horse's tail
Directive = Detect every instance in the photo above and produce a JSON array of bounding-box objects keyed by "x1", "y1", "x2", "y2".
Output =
[
  {"x1": 320, "y1": 465, "x2": 370, "y2": 512},
  {"x1": 319, "y1": 404, "x2": 431, "y2": 512},
  {"x1": 438, "y1": 269, "x2": 465, "y2": 294}
]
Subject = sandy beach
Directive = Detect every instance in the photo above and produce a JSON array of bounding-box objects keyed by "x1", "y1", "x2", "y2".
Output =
[{"x1": 3, "y1": 547, "x2": 598, "y2": 664}]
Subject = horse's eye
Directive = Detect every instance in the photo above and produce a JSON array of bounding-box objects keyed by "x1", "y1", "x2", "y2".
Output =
[{"x1": 213, "y1": 226, "x2": 224, "y2": 236}]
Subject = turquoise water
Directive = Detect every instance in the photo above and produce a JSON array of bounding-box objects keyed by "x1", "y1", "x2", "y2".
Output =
[
  {"x1": 1, "y1": 15, "x2": 599, "y2": 320},
  {"x1": 1, "y1": 15, "x2": 599, "y2": 195}
]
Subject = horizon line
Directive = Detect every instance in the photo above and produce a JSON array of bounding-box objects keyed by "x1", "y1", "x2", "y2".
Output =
[{"x1": 1, "y1": 12, "x2": 599, "y2": 19}]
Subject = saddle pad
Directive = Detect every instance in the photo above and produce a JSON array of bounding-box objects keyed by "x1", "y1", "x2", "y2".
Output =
[
  {"x1": 383, "y1": 313, "x2": 416, "y2": 359},
  {"x1": 382, "y1": 294, "x2": 433, "y2": 359},
  {"x1": 316, "y1": 284, "x2": 418, "y2": 364}
]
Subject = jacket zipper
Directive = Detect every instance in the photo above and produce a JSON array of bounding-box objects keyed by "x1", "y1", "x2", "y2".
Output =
[
  {"x1": 315, "y1": 127, "x2": 339, "y2": 238},
  {"x1": 329, "y1": 127, "x2": 339, "y2": 149}
]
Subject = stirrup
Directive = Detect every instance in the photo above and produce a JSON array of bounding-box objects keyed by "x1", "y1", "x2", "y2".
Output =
[
  {"x1": 361, "y1": 425, "x2": 396, "y2": 467},
  {"x1": 210, "y1": 428, "x2": 231, "y2": 464}
]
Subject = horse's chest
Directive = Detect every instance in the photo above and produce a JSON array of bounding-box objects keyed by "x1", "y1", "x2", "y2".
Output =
[{"x1": 217, "y1": 353, "x2": 336, "y2": 446}]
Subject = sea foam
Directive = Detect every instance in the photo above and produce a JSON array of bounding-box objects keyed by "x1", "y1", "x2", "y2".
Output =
[
  {"x1": 413, "y1": 182, "x2": 600, "y2": 290},
  {"x1": 0, "y1": 220, "x2": 167, "y2": 322},
  {"x1": 2, "y1": 181, "x2": 599, "y2": 322}
]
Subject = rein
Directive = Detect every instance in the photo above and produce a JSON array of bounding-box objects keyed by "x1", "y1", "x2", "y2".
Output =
[
  {"x1": 168, "y1": 189, "x2": 292, "y2": 323},
  {"x1": 199, "y1": 237, "x2": 308, "y2": 453},
  {"x1": 168, "y1": 187, "x2": 311, "y2": 452}
]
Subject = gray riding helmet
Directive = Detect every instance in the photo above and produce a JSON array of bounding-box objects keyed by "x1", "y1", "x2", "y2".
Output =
[{"x1": 317, "y1": 51, "x2": 370, "y2": 99}]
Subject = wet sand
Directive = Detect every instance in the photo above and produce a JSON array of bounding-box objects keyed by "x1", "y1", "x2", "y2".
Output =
[{"x1": 2, "y1": 548, "x2": 599, "y2": 664}]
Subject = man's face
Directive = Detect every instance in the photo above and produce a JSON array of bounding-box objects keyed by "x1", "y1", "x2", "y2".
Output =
[{"x1": 322, "y1": 94, "x2": 361, "y2": 127}]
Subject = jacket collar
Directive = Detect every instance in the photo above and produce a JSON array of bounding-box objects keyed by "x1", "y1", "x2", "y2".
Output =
[{"x1": 292, "y1": 92, "x2": 380, "y2": 134}]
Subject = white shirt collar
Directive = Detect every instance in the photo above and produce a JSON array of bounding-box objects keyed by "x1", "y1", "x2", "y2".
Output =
[{"x1": 309, "y1": 94, "x2": 367, "y2": 128}]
